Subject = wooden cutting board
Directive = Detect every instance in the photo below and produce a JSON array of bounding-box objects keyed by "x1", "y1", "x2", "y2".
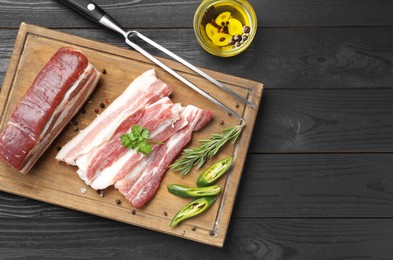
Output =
[{"x1": 0, "y1": 23, "x2": 263, "y2": 247}]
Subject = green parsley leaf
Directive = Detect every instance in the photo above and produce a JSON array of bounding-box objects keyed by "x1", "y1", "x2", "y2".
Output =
[
  {"x1": 138, "y1": 142, "x2": 152, "y2": 155},
  {"x1": 132, "y1": 125, "x2": 142, "y2": 136},
  {"x1": 120, "y1": 133, "x2": 133, "y2": 148},
  {"x1": 121, "y1": 125, "x2": 163, "y2": 155},
  {"x1": 141, "y1": 128, "x2": 149, "y2": 139}
]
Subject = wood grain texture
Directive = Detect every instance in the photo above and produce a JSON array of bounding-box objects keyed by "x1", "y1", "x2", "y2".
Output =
[
  {"x1": 251, "y1": 89, "x2": 393, "y2": 153},
  {"x1": 1, "y1": 26, "x2": 393, "y2": 89},
  {"x1": 0, "y1": 0, "x2": 392, "y2": 28},
  {"x1": 0, "y1": 217, "x2": 392, "y2": 259},
  {"x1": 236, "y1": 154, "x2": 393, "y2": 217}
]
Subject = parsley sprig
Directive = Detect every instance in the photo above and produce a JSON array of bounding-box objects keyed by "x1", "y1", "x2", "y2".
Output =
[
  {"x1": 170, "y1": 125, "x2": 244, "y2": 176},
  {"x1": 121, "y1": 125, "x2": 163, "y2": 155}
]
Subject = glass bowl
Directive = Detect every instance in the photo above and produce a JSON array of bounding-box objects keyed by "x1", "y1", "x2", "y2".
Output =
[{"x1": 193, "y1": 0, "x2": 257, "y2": 57}]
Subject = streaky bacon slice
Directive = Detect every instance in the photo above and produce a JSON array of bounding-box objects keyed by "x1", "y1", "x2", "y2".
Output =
[
  {"x1": 112, "y1": 103, "x2": 187, "y2": 193},
  {"x1": 0, "y1": 47, "x2": 100, "y2": 174},
  {"x1": 74, "y1": 109, "x2": 144, "y2": 183},
  {"x1": 91, "y1": 100, "x2": 187, "y2": 190},
  {"x1": 119, "y1": 105, "x2": 213, "y2": 208},
  {"x1": 77, "y1": 97, "x2": 175, "y2": 185},
  {"x1": 114, "y1": 152, "x2": 148, "y2": 195},
  {"x1": 56, "y1": 69, "x2": 171, "y2": 165}
]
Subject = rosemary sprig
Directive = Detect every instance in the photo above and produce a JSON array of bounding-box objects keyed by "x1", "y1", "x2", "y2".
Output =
[{"x1": 170, "y1": 124, "x2": 244, "y2": 176}]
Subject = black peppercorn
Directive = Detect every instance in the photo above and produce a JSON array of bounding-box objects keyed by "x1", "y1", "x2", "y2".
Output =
[
  {"x1": 242, "y1": 34, "x2": 248, "y2": 42},
  {"x1": 233, "y1": 34, "x2": 241, "y2": 42},
  {"x1": 243, "y1": 25, "x2": 250, "y2": 34},
  {"x1": 97, "y1": 189, "x2": 105, "y2": 197}
]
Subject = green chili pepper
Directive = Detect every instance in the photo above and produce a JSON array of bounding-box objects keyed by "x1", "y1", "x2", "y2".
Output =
[
  {"x1": 167, "y1": 184, "x2": 222, "y2": 198},
  {"x1": 196, "y1": 156, "x2": 233, "y2": 187},
  {"x1": 170, "y1": 196, "x2": 217, "y2": 227}
]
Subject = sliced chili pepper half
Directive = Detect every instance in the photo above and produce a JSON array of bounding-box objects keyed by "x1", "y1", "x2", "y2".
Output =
[
  {"x1": 167, "y1": 184, "x2": 222, "y2": 198},
  {"x1": 196, "y1": 156, "x2": 233, "y2": 187},
  {"x1": 170, "y1": 196, "x2": 217, "y2": 227}
]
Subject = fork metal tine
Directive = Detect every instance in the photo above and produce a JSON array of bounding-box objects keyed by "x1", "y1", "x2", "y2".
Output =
[
  {"x1": 125, "y1": 38, "x2": 244, "y2": 121},
  {"x1": 133, "y1": 31, "x2": 256, "y2": 108}
]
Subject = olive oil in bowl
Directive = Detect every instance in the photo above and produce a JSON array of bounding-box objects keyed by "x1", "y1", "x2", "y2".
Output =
[{"x1": 194, "y1": 0, "x2": 257, "y2": 57}]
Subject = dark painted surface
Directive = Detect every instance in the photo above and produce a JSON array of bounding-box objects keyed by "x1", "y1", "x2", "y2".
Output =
[{"x1": 1, "y1": 0, "x2": 393, "y2": 258}]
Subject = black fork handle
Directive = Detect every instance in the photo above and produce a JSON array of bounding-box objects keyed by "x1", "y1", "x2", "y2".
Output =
[{"x1": 57, "y1": 0, "x2": 126, "y2": 36}]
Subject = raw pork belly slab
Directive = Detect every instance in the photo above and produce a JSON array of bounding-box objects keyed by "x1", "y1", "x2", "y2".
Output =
[
  {"x1": 56, "y1": 69, "x2": 212, "y2": 208},
  {"x1": 0, "y1": 47, "x2": 101, "y2": 174}
]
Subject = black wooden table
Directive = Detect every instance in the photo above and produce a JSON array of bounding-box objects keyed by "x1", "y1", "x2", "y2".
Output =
[{"x1": 1, "y1": 0, "x2": 393, "y2": 259}]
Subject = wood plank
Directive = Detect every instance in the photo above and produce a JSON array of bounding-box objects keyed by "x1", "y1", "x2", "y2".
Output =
[
  {"x1": 235, "y1": 154, "x2": 393, "y2": 217},
  {"x1": 251, "y1": 89, "x2": 393, "y2": 153},
  {"x1": 0, "y1": 0, "x2": 392, "y2": 28},
  {"x1": 2, "y1": 154, "x2": 393, "y2": 218},
  {"x1": 0, "y1": 217, "x2": 392, "y2": 259},
  {"x1": 0, "y1": 191, "x2": 85, "y2": 218},
  {"x1": 0, "y1": 30, "x2": 18, "y2": 85},
  {"x1": 0, "y1": 23, "x2": 262, "y2": 247},
  {"x1": 1, "y1": 27, "x2": 393, "y2": 89}
]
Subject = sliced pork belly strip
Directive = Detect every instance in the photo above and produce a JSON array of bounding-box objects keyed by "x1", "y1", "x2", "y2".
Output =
[
  {"x1": 114, "y1": 105, "x2": 205, "y2": 196},
  {"x1": 91, "y1": 101, "x2": 187, "y2": 190},
  {"x1": 75, "y1": 108, "x2": 144, "y2": 184},
  {"x1": 0, "y1": 47, "x2": 100, "y2": 174},
  {"x1": 77, "y1": 97, "x2": 174, "y2": 185},
  {"x1": 108, "y1": 103, "x2": 188, "y2": 193},
  {"x1": 122, "y1": 105, "x2": 213, "y2": 208},
  {"x1": 114, "y1": 155, "x2": 149, "y2": 195},
  {"x1": 56, "y1": 69, "x2": 172, "y2": 165}
]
